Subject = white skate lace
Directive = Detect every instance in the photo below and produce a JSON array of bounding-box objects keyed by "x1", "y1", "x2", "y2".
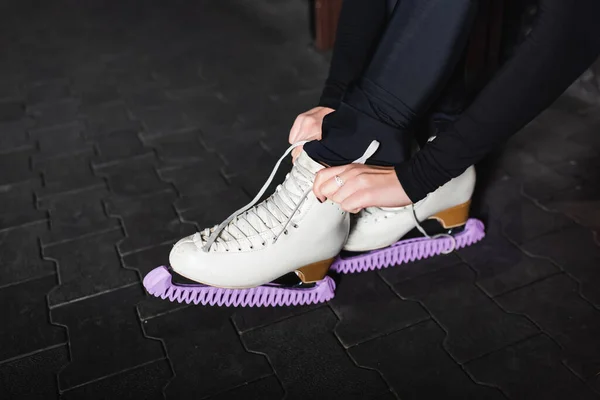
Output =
[
  {"x1": 410, "y1": 203, "x2": 457, "y2": 254},
  {"x1": 202, "y1": 140, "x2": 380, "y2": 253}
]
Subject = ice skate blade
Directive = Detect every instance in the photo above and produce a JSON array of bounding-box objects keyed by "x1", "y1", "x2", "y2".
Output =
[
  {"x1": 143, "y1": 266, "x2": 336, "y2": 307},
  {"x1": 331, "y1": 218, "x2": 485, "y2": 274}
]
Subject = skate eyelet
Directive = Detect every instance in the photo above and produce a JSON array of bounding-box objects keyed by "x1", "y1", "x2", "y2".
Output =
[
  {"x1": 284, "y1": 230, "x2": 288, "y2": 235},
  {"x1": 250, "y1": 245, "x2": 254, "y2": 249},
  {"x1": 238, "y1": 248, "x2": 242, "y2": 251},
  {"x1": 293, "y1": 224, "x2": 298, "y2": 228},
  {"x1": 262, "y1": 242, "x2": 266, "y2": 246}
]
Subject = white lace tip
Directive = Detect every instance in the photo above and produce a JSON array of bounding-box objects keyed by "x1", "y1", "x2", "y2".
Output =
[{"x1": 353, "y1": 140, "x2": 380, "y2": 165}]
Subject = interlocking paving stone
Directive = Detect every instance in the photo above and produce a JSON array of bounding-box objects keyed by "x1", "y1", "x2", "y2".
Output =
[
  {"x1": 241, "y1": 307, "x2": 392, "y2": 399},
  {"x1": 520, "y1": 132, "x2": 597, "y2": 167},
  {"x1": 0, "y1": 148, "x2": 37, "y2": 186},
  {"x1": 164, "y1": 82, "x2": 219, "y2": 101},
  {"x1": 350, "y1": 320, "x2": 505, "y2": 400},
  {"x1": 543, "y1": 181, "x2": 600, "y2": 232},
  {"x1": 0, "y1": 100, "x2": 25, "y2": 122},
  {"x1": 106, "y1": 190, "x2": 195, "y2": 255},
  {"x1": 93, "y1": 128, "x2": 151, "y2": 165},
  {"x1": 179, "y1": 186, "x2": 249, "y2": 229},
  {"x1": 465, "y1": 335, "x2": 598, "y2": 400},
  {"x1": 472, "y1": 170, "x2": 522, "y2": 218},
  {"x1": 221, "y1": 146, "x2": 280, "y2": 196},
  {"x1": 27, "y1": 99, "x2": 80, "y2": 128},
  {"x1": 51, "y1": 285, "x2": 164, "y2": 391},
  {"x1": 569, "y1": 119, "x2": 600, "y2": 154},
  {"x1": 39, "y1": 185, "x2": 119, "y2": 246},
  {"x1": 203, "y1": 128, "x2": 264, "y2": 159},
  {"x1": 330, "y1": 272, "x2": 429, "y2": 348},
  {"x1": 498, "y1": 149, "x2": 577, "y2": 201},
  {"x1": 134, "y1": 105, "x2": 194, "y2": 139},
  {"x1": 78, "y1": 84, "x2": 121, "y2": 109},
  {"x1": 144, "y1": 129, "x2": 209, "y2": 168},
  {"x1": 29, "y1": 122, "x2": 91, "y2": 160},
  {"x1": 34, "y1": 149, "x2": 104, "y2": 196},
  {"x1": 0, "y1": 221, "x2": 53, "y2": 287},
  {"x1": 26, "y1": 79, "x2": 71, "y2": 105},
  {"x1": 499, "y1": 198, "x2": 575, "y2": 245},
  {"x1": 122, "y1": 87, "x2": 170, "y2": 111},
  {"x1": 386, "y1": 263, "x2": 539, "y2": 363},
  {"x1": 122, "y1": 243, "x2": 171, "y2": 280},
  {"x1": 44, "y1": 228, "x2": 138, "y2": 307},
  {"x1": 458, "y1": 223, "x2": 560, "y2": 297},
  {"x1": 206, "y1": 375, "x2": 284, "y2": 400},
  {"x1": 0, "y1": 119, "x2": 34, "y2": 153},
  {"x1": 0, "y1": 81, "x2": 21, "y2": 101},
  {"x1": 522, "y1": 226, "x2": 600, "y2": 307},
  {"x1": 143, "y1": 306, "x2": 272, "y2": 399},
  {"x1": 158, "y1": 158, "x2": 234, "y2": 211},
  {"x1": 497, "y1": 274, "x2": 600, "y2": 379},
  {"x1": 0, "y1": 275, "x2": 66, "y2": 362},
  {"x1": 548, "y1": 151, "x2": 600, "y2": 185},
  {"x1": 94, "y1": 153, "x2": 169, "y2": 197},
  {"x1": 378, "y1": 252, "x2": 463, "y2": 287},
  {"x1": 123, "y1": 244, "x2": 191, "y2": 319},
  {"x1": 60, "y1": 359, "x2": 172, "y2": 400},
  {"x1": 176, "y1": 94, "x2": 242, "y2": 140},
  {"x1": 0, "y1": 345, "x2": 68, "y2": 400},
  {"x1": 83, "y1": 103, "x2": 140, "y2": 138},
  {"x1": 232, "y1": 304, "x2": 325, "y2": 334},
  {"x1": 536, "y1": 100, "x2": 593, "y2": 130},
  {"x1": 0, "y1": 179, "x2": 46, "y2": 230}
]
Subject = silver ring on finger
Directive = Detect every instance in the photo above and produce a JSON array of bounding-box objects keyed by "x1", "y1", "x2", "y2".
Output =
[{"x1": 334, "y1": 175, "x2": 344, "y2": 187}]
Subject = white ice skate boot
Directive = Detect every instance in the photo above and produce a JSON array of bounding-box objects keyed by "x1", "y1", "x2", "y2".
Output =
[
  {"x1": 143, "y1": 141, "x2": 379, "y2": 307},
  {"x1": 332, "y1": 165, "x2": 486, "y2": 273}
]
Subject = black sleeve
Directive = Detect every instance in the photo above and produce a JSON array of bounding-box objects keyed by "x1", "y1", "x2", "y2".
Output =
[
  {"x1": 395, "y1": 0, "x2": 600, "y2": 202},
  {"x1": 318, "y1": 0, "x2": 389, "y2": 109}
]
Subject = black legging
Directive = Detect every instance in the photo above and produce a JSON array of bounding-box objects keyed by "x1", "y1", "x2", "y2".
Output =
[
  {"x1": 304, "y1": 0, "x2": 600, "y2": 202},
  {"x1": 304, "y1": 0, "x2": 478, "y2": 167}
]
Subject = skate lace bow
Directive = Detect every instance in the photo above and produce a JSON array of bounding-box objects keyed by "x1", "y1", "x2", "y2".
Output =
[{"x1": 202, "y1": 140, "x2": 380, "y2": 252}]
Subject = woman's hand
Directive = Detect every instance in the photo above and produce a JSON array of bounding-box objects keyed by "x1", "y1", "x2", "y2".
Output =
[
  {"x1": 313, "y1": 164, "x2": 412, "y2": 213},
  {"x1": 289, "y1": 106, "x2": 334, "y2": 162}
]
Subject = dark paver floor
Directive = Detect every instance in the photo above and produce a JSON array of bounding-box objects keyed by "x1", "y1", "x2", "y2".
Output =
[{"x1": 1, "y1": 1, "x2": 600, "y2": 399}]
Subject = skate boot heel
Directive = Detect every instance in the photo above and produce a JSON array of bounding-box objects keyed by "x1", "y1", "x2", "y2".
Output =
[
  {"x1": 296, "y1": 258, "x2": 335, "y2": 283},
  {"x1": 429, "y1": 200, "x2": 471, "y2": 229}
]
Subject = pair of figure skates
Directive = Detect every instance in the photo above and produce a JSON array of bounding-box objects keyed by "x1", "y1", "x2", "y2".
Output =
[{"x1": 143, "y1": 141, "x2": 485, "y2": 307}]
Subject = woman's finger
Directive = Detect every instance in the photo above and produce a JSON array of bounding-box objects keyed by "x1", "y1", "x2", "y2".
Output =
[
  {"x1": 313, "y1": 164, "x2": 355, "y2": 201},
  {"x1": 340, "y1": 188, "x2": 377, "y2": 212},
  {"x1": 290, "y1": 117, "x2": 306, "y2": 144},
  {"x1": 320, "y1": 167, "x2": 366, "y2": 201},
  {"x1": 291, "y1": 146, "x2": 303, "y2": 163}
]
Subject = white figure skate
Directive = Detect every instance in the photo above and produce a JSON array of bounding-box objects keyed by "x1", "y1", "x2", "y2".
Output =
[
  {"x1": 143, "y1": 141, "x2": 379, "y2": 307},
  {"x1": 331, "y1": 165, "x2": 486, "y2": 273}
]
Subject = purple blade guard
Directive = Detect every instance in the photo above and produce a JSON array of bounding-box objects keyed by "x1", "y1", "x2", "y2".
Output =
[
  {"x1": 143, "y1": 218, "x2": 484, "y2": 307},
  {"x1": 143, "y1": 266, "x2": 336, "y2": 307},
  {"x1": 331, "y1": 218, "x2": 485, "y2": 273}
]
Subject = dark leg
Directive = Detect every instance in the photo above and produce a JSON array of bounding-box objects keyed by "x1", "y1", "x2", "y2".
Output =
[
  {"x1": 318, "y1": 0, "x2": 389, "y2": 109},
  {"x1": 305, "y1": 0, "x2": 478, "y2": 166}
]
